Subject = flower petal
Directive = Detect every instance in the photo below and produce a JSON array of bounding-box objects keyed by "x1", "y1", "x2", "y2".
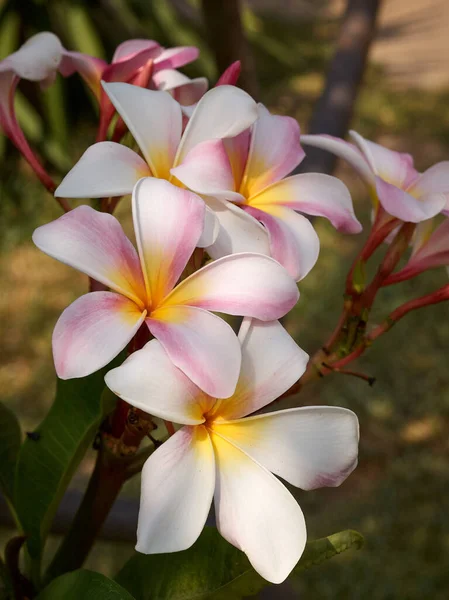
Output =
[
  {"x1": 203, "y1": 197, "x2": 271, "y2": 260},
  {"x1": 59, "y1": 51, "x2": 107, "y2": 98},
  {"x1": 33, "y1": 205, "x2": 146, "y2": 304},
  {"x1": 112, "y1": 39, "x2": 160, "y2": 63},
  {"x1": 171, "y1": 139, "x2": 244, "y2": 202},
  {"x1": 1, "y1": 32, "x2": 63, "y2": 81},
  {"x1": 53, "y1": 292, "x2": 145, "y2": 379},
  {"x1": 174, "y1": 85, "x2": 258, "y2": 166},
  {"x1": 375, "y1": 177, "x2": 446, "y2": 222},
  {"x1": 153, "y1": 46, "x2": 200, "y2": 71},
  {"x1": 137, "y1": 425, "x2": 215, "y2": 553},
  {"x1": 147, "y1": 305, "x2": 241, "y2": 398},
  {"x1": 385, "y1": 218, "x2": 449, "y2": 283},
  {"x1": 197, "y1": 206, "x2": 220, "y2": 248},
  {"x1": 132, "y1": 178, "x2": 205, "y2": 307},
  {"x1": 216, "y1": 60, "x2": 241, "y2": 86},
  {"x1": 105, "y1": 339, "x2": 205, "y2": 424},
  {"x1": 407, "y1": 161, "x2": 449, "y2": 200},
  {"x1": 55, "y1": 142, "x2": 150, "y2": 198},
  {"x1": 249, "y1": 174, "x2": 361, "y2": 234},
  {"x1": 240, "y1": 104, "x2": 304, "y2": 197},
  {"x1": 223, "y1": 129, "x2": 251, "y2": 189},
  {"x1": 211, "y1": 431, "x2": 306, "y2": 584},
  {"x1": 244, "y1": 205, "x2": 320, "y2": 281},
  {"x1": 300, "y1": 133, "x2": 375, "y2": 186},
  {"x1": 213, "y1": 319, "x2": 308, "y2": 420},
  {"x1": 213, "y1": 406, "x2": 359, "y2": 490},
  {"x1": 163, "y1": 253, "x2": 299, "y2": 320},
  {"x1": 153, "y1": 69, "x2": 208, "y2": 106},
  {"x1": 350, "y1": 130, "x2": 419, "y2": 188},
  {"x1": 103, "y1": 82, "x2": 182, "y2": 179}
]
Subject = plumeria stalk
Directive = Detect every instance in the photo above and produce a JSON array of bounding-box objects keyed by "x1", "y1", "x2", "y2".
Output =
[
  {"x1": 105, "y1": 319, "x2": 359, "y2": 584},
  {"x1": 33, "y1": 178, "x2": 298, "y2": 398}
]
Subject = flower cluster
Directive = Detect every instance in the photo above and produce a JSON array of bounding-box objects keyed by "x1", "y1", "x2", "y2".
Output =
[{"x1": 5, "y1": 29, "x2": 448, "y2": 586}]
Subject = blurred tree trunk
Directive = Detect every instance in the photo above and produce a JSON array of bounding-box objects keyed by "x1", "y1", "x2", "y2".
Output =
[
  {"x1": 200, "y1": 0, "x2": 259, "y2": 97},
  {"x1": 300, "y1": 0, "x2": 383, "y2": 174}
]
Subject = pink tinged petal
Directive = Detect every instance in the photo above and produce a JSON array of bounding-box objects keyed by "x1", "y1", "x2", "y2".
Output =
[
  {"x1": 240, "y1": 104, "x2": 304, "y2": 197},
  {"x1": 105, "y1": 339, "x2": 205, "y2": 425},
  {"x1": 0, "y1": 32, "x2": 63, "y2": 81},
  {"x1": 132, "y1": 178, "x2": 205, "y2": 306},
  {"x1": 213, "y1": 406, "x2": 359, "y2": 490},
  {"x1": 386, "y1": 218, "x2": 449, "y2": 284},
  {"x1": 300, "y1": 133, "x2": 375, "y2": 187},
  {"x1": 163, "y1": 253, "x2": 299, "y2": 320},
  {"x1": 375, "y1": 177, "x2": 446, "y2": 223},
  {"x1": 32, "y1": 205, "x2": 146, "y2": 304},
  {"x1": 216, "y1": 60, "x2": 241, "y2": 86},
  {"x1": 244, "y1": 205, "x2": 320, "y2": 281},
  {"x1": 102, "y1": 82, "x2": 182, "y2": 180},
  {"x1": 147, "y1": 305, "x2": 241, "y2": 399},
  {"x1": 407, "y1": 161, "x2": 449, "y2": 212},
  {"x1": 153, "y1": 69, "x2": 208, "y2": 106},
  {"x1": 223, "y1": 129, "x2": 251, "y2": 188},
  {"x1": 59, "y1": 51, "x2": 107, "y2": 98},
  {"x1": 105, "y1": 44, "x2": 161, "y2": 83},
  {"x1": 137, "y1": 425, "x2": 215, "y2": 553},
  {"x1": 153, "y1": 46, "x2": 200, "y2": 71},
  {"x1": 112, "y1": 39, "x2": 160, "y2": 63},
  {"x1": 203, "y1": 197, "x2": 271, "y2": 260},
  {"x1": 174, "y1": 85, "x2": 258, "y2": 167},
  {"x1": 214, "y1": 319, "x2": 309, "y2": 420},
  {"x1": 350, "y1": 130, "x2": 419, "y2": 188},
  {"x1": 53, "y1": 292, "x2": 146, "y2": 379},
  {"x1": 249, "y1": 173, "x2": 362, "y2": 234},
  {"x1": 55, "y1": 142, "x2": 151, "y2": 198},
  {"x1": 171, "y1": 139, "x2": 244, "y2": 202},
  {"x1": 211, "y1": 432, "x2": 306, "y2": 584}
]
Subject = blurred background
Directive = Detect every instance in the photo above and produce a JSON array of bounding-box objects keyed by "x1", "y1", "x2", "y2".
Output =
[{"x1": 1, "y1": 0, "x2": 449, "y2": 598}]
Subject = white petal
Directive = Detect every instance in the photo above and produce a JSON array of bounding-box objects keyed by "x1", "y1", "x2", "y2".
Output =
[
  {"x1": 147, "y1": 305, "x2": 242, "y2": 399},
  {"x1": 214, "y1": 319, "x2": 308, "y2": 420},
  {"x1": 174, "y1": 85, "x2": 258, "y2": 166},
  {"x1": 55, "y1": 142, "x2": 150, "y2": 198},
  {"x1": 105, "y1": 339, "x2": 205, "y2": 425},
  {"x1": 211, "y1": 431, "x2": 306, "y2": 584},
  {"x1": 132, "y1": 178, "x2": 205, "y2": 307},
  {"x1": 213, "y1": 406, "x2": 359, "y2": 490},
  {"x1": 137, "y1": 426, "x2": 215, "y2": 553},
  {"x1": 2, "y1": 32, "x2": 63, "y2": 82},
  {"x1": 102, "y1": 82, "x2": 182, "y2": 179},
  {"x1": 53, "y1": 292, "x2": 146, "y2": 379},
  {"x1": 204, "y1": 197, "x2": 271, "y2": 260},
  {"x1": 244, "y1": 205, "x2": 320, "y2": 281}
]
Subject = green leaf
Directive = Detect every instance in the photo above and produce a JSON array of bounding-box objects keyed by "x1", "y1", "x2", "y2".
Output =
[
  {"x1": 115, "y1": 526, "x2": 364, "y2": 600},
  {"x1": 36, "y1": 569, "x2": 135, "y2": 600},
  {"x1": 14, "y1": 358, "x2": 122, "y2": 561},
  {"x1": 0, "y1": 402, "x2": 21, "y2": 503}
]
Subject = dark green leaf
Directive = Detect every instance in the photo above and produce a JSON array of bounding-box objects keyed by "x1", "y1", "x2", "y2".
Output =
[
  {"x1": 36, "y1": 569, "x2": 135, "y2": 600},
  {"x1": 0, "y1": 402, "x2": 21, "y2": 503},
  {"x1": 115, "y1": 526, "x2": 364, "y2": 600},
  {"x1": 14, "y1": 359, "x2": 121, "y2": 560}
]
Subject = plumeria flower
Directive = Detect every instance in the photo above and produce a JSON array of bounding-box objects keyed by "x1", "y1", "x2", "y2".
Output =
[
  {"x1": 152, "y1": 69, "x2": 208, "y2": 116},
  {"x1": 171, "y1": 104, "x2": 362, "y2": 281},
  {"x1": 60, "y1": 39, "x2": 200, "y2": 140},
  {"x1": 301, "y1": 131, "x2": 449, "y2": 223},
  {"x1": 384, "y1": 217, "x2": 449, "y2": 284},
  {"x1": 55, "y1": 82, "x2": 258, "y2": 245},
  {"x1": 0, "y1": 32, "x2": 67, "y2": 189},
  {"x1": 33, "y1": 178, "x2": 298, "y2": 398},
  {"x1": 105, "y1": 318, "x2": 359, "y2": 584}
]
